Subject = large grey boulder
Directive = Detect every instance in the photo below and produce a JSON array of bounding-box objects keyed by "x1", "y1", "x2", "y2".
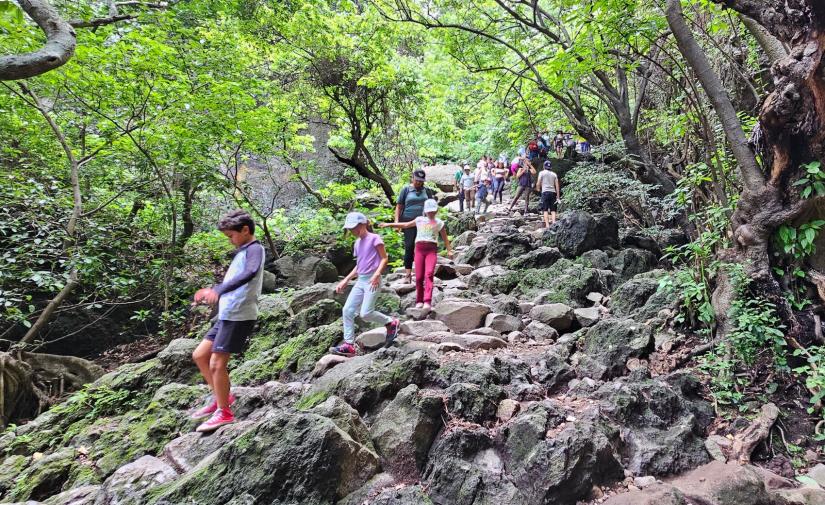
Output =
[
  {"x1": 611, "y1": 274, "x2": 661, "y2": 317},
  {"x1": 485, "y1": 226, "x2": 534, "y2": 264},
  {"x1": 307, "y1": 349, "x2": 438, "y2": 413},
  {"x1": 444, "y1": 383, "x2": 505, "y2": 423},
  {"x1": 529, "y1": 304, "x2": 575, "y2": 331},
  {"x1": 523, "y1": 321, "x2": 559, "y2": 342},
  {"x1": 288, "y1": 283, "x2": 341, "y2": 314},
  {"x1": 507, "y1": 421, "x2": 625, "y2": 504},
  {"x1": 271, "y1": 254, "x2": 338, "y2": 288},
  {"x1": 371, "y1": 385, "x2": 443, "y2": 475},
  {"x1": 485, "y1": 313, "x2": 522, "y2": 333},
  {"x1": 96, "y1": 455, "x2": 178, "y2": 505},
  {"x1": 574, "y1": 307, "x2": 601, "y2": 327},
  {"x1": 261, "y1": 270, "x2": 278, "y2": 294},
  {"x1": 591, "y1": 372, "x2": 713, "y2": 476},
  {"x1": 542, "y1": 211, "x2": 619, "y2": 258},
  {"x1": 506, "y1": 247, "x2": 561, "y2": 270},
  {"x1": 610, "y1": 248, "x2": 658, "y2": 281},
  {"x1": 575, "y1": 318, "x2": 653, "y2": 380},
  {"x1": 531, "y1": 351, "x2": 575, "y2": 392},
  {"x1": 399, "y1": 319, "x2": 450, "y2": 337},
  {"x1": 433, "y1": 300, "x2": 491, "y2": 334},
  {"x1": 150, "y1": 410, "x2": 380, "y2": 504}
]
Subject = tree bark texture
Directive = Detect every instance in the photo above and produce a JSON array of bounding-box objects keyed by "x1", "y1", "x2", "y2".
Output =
[
  {"x1": 0, "y1": 0, "x2": 76, "y2": 80},
  {"x1": 672, "y1": 0, "x2": 825, "y2": 337}
]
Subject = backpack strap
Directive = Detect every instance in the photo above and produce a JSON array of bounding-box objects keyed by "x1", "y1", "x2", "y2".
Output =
[{"x1": 397, "y1": 185, "x2": 410, "y2": 205}]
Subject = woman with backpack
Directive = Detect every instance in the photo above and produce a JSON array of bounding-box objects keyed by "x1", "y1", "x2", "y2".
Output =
[{"x1": 395, "y1": 169, "x2": 435, "y2": 284}]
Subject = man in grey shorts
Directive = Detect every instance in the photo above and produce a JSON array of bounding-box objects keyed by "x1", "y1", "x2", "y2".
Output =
[{"x1": 536, "y1": 160, "x2": 561, "y2": 228}]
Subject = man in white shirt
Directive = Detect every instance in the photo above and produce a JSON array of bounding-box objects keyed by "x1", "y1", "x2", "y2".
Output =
[{"x1": 535, "y1": 160, "x2": 561, "y2": 228}]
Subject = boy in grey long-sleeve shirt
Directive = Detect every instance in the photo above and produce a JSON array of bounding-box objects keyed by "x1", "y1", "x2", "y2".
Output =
[{"x1": 190, "y1": 209, "x2": 266, "y2": 432}]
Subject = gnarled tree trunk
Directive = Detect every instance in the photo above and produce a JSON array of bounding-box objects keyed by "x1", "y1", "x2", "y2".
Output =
[{"x1": 668, "y1": 0, "x2": 825, "y2": 339}]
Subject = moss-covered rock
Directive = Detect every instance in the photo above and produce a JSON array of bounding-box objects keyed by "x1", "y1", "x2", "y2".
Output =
[
  {"x1": 147, "y1": 410, "x2": 380, "y2": 505},
  {"x1": 231, "y1": 321, "x2": 343, "y2": 385},
  {"x1": 517, "y1": 261, "x2": 614, "y2": 306},
  {"x1": 307, "y1": 348, "x2": 439, "y2": 414},
  {"x1": 7, "y1": 447, "x2": 80, "y2": 501}
]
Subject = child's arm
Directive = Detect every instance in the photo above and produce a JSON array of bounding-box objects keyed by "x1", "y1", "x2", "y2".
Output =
[
  {"x1": 378, "y1": 221, "x2": 416, "y2": 229},
  {"x1": 370, "y1": 244, "x2": 389, "y2": 290},
  {"x1": 194, "y1": 243, "x2": 263, "y2": 305},
  {"x1": 336, "y1": 265, "x2": 359, "y2": 294},
  {"x1": 440, "y1": 228, "x2": 453, "y2": 258}
]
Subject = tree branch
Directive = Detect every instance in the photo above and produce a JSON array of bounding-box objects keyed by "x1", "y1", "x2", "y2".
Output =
[{"x1": 0, "y1": 0, "x2": 76, "y2": 81}]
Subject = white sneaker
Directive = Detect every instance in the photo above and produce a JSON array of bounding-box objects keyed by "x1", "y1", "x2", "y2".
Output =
[
  {"x1": 415, "y1": 303, "x2": 424, "y2": 309},
  {"x1": 422, "y1": 303, "x2": 432, "y2": 311}
]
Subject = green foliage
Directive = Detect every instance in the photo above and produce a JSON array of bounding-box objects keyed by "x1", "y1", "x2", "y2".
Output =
[
  {"x1": 774, "y1": 221, "x2": 825, "y2": 259},
  {"x1": 50, "y1": 383, "x2": 145, "y2": 422},
  {"x1": 792, "y1": 346, "x2": 825, "y2": 438},
  {"x1": 562, "y1": 161, "x2": 677, "y2": 227},
  {"x1": 660, "y1": 205, "x2": 731, "y2": 329},
  {"x1": 793, "y1": 161, "x2": 825, "y2": 199},
  {"x1": 698, "y1": 269, "x2": 787, "y2": 412}
]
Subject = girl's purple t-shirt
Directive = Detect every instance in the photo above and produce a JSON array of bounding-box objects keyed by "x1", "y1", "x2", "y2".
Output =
[{"x1": 354, "y1": 232, "x2": 384, "y2": 275}]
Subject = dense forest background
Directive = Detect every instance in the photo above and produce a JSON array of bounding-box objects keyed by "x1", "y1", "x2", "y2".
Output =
[{"x1": 2, "y1": 0, "x2": 825, "y2": 445}]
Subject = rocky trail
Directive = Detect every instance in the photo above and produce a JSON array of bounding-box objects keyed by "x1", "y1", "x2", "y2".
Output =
[{"x1": 2, "y1": 191, "x2": 825, "y2": 505}]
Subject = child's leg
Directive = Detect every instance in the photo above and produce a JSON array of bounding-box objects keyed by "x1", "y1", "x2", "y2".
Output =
[
  {"x1": 209, "y1": 352, "x2": 232, "y2": 409},
  {"x1": 475, "y1": 198, "x2": 481, "y2": 213},
  {"x1": 414, "y1": 243, "x2": 425, "y2": 304},
  {"x1": 192, "y1": 338, "x2": 214, "y2": 391},
  {"x1": 423, "y1": 244, "x2": 438, "y2": 304},
  {"x1": 342, "y1": 283, "x2": 365, "y2": 343},
  {"x1": 458, "y1": 192, "x2": 464, "y2": 212},
  {"x1": 359, "y1": 280, "x2": 393, "y2": 325}
]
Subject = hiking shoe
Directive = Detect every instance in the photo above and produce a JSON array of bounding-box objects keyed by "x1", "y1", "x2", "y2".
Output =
[
  {"x1": 422, "y1": 303, "x2": 432, "y2": 311},
  {"x1": 191, "y1": 393, "x2": 236, "y2": 420},
  {"x1": 415, "y1": 302, "x2": 424, "y2": 309},
  {"x1": 329, "y1": 342, "x2": 358, "y2": 357},
  {"x1": 196, "y1": 408, "x2": 235, "y2": 433},
  {"x1": 385, "y1": 318, "x2": 400, "y2": 347}
]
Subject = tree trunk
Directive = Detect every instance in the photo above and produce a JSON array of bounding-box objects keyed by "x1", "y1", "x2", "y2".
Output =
[
  {"x1": 179, "y1": 178, "x2": 196, "y2": 247},
  {"x1": 671, "y1": 0, "x2": 825, "y2": 338},
  {"x1": 615, "y1": 104, "x2": 677, "y2": 194},
  {"x1": 0, "y1": 0, "x2": 76, "y2": 80}
]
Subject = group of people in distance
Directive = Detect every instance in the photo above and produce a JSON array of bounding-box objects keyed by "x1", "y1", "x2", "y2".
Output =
[{"x1": 454, "y1": 151, "x2": 562, "y2": 229}]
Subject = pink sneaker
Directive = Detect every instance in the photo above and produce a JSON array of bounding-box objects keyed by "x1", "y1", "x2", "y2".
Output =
[
  {"x1": 329, "y1": 342, "x2": 358, "y2": 357},
  {"x1": 196, "y1": 408, "x2": 235, "y2": 433},
  {"x1": 191, "y1": 394, "x2": 236, "y2": 420}
]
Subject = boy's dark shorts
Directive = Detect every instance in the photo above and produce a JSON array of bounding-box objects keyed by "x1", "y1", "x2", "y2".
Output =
[
  {"x1": 205, "y1": 320, "x2": 255, "y2": 354},
  {"x1": 540, "y1": 191, "x2": 558, "y2": 212}
]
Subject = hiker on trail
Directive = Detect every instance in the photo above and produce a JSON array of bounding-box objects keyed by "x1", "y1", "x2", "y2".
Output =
[
  {"x1": 527, "y1": 136, "x2": 541, "y2": 161},
  {"x1": 475, "y1": 178, "x2": 492, "y2": 214},
  {"x1": 492, "y1": 161, "x2": 508, "y2": 204},
  {"x1": 460, "y1": 165, "x2": 475, "y2": 212},
  {"x1": 565, "y1": 134, "x2": 577, "y2": 159},
  {"x1": 454, "y1": 163, "x2": 466, "y2": 212},
  {"x1": 395, "y1": 169, "x2": 435, "y2": 284},
  {"x1": 330, "y1": 212, "x2": 400, "y2": 357},
  {"x1": 191, "y1": 210, "x2": 265, "y2": 433},
  {"x1": 380, "y1": 199, "x2": 452, "y2": 311},
  {"x1": 536, "y1": 160, "x2": 561, "y2": 228},
  {"x1": 474, "y1": 157, "x2": 489, "y2": 184},
  {"x1": 507, "y1": 155, "x2": 536, "y2": 215},
  {"x1": 554, "y1": 130, "x2": 565, "y2": 158}
]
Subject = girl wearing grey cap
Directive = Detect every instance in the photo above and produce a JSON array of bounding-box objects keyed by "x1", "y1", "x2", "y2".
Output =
[{"x1": 330, "y1": 212, "x2": 400, "y2": 357}]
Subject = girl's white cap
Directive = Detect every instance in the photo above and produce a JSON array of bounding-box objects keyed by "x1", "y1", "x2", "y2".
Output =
[
  {"x1": 343, "y1": 212, "x2": 367, "y2": 229},
  {"x1": 423, "y1": 199, "x2": 438, "y2": 213}
]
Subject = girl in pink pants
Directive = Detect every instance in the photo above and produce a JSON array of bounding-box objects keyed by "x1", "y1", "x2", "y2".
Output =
[{"x1": 380, "y1": 199, "x2": 453, "y2": 310}]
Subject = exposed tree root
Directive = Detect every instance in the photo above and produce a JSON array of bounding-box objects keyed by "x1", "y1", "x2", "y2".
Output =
[{"x1": 730, "y1": 403, "x2": 780, "y2": 464}]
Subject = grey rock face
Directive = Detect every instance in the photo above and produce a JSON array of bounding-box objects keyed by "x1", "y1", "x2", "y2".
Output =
[
  {"x1": 576, "y1": 318, "x2": 653, "y2": 380},
  {"x1": 542, "y1": 211, "x2": 619, "y2": 258}
]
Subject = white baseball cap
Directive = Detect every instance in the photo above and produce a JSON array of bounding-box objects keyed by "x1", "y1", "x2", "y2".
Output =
[
  {"x1": 342, "y1": 212, "x2": 367, "y2": 230},
  {"x1": 423, "y1": 199, "x2": 438, "y2": 213}
]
